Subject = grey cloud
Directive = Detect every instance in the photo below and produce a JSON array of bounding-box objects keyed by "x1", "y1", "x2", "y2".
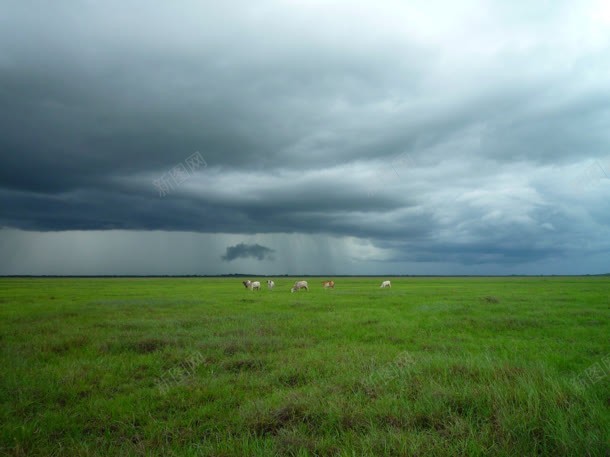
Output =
[
  {"x1": 1, "y1": 1, "x2": 609, "y2": 274},
  {"x1": 221, "y1": 243, "x2": 275, "y2": 262}
]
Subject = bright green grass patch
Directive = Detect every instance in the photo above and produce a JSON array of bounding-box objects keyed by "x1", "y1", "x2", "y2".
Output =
[{"x1": 1, "y1": 277, "x2": 608, "y2": 456}]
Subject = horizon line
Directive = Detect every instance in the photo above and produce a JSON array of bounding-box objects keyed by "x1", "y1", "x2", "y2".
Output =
[{"x1": 1, "y1": 274, "x2": 609, "y2": 278}]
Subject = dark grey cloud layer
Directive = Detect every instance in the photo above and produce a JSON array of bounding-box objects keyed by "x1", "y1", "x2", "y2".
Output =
[
  {"x1": 222, "y1": 243, "x2": 275, "y2": 262},
  {"x1": 1, "y1": 0, "x2": 609, "y2": 273}
]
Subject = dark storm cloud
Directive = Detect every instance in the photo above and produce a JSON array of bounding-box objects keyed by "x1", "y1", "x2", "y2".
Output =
[
  {"x1": 221, "y1": 243, "x2": 275, "y2": 262},
  {"x1": 1, "y1": 0, "x2": 610, "y2": 273}
]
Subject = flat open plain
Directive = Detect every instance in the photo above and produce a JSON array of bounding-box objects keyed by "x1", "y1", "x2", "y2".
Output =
[{"x1": 1, "y1": 277, "x2": 608, "y2": 456}]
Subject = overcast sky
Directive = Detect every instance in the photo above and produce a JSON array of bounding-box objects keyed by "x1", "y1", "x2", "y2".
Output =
[{"x1": 1, "y1": 0, "x2": 610, "y2": 275}]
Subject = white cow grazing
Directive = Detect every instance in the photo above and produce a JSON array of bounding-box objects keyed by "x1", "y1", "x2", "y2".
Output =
[
  {"x1": 380, "y1": 280, "x2": 391, "y2": 288},
  {"x1": 291, "y1": 280, "x2": 309, "y2": 293},
  {"x1": 267, "y1": 280, "x2": 275, "y2": 290},
  {"x1": 250, "y1": 281, "x2": 261, "y2": 291}
]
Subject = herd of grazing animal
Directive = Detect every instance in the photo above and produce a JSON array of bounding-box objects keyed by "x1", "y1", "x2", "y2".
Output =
[{"x1": 242, "y1": 279, "x2": 392, "y2": 291}]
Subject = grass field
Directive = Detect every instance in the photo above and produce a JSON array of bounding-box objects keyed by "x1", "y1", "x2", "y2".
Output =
[{"x1": 1, "y1": 277, "x2": 608, "y2": 456}]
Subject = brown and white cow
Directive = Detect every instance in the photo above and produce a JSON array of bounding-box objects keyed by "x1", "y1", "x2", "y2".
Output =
[{"x1": 322, "y1": 280, "x2": 335, "y2": 289}]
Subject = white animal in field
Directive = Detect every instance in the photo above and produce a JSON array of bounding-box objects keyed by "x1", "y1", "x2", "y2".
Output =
[
  {"x1": 267, "y1": 280, "x2": 275, "y2": 290},
  {"x1": 380, "y1": 280, "x2": 391, "y2": 288},
  {"x1": 291, "y1": 280, "x2": 309, "y2": 293},
  {"x1": 322, "y1": 280, "x2": 335, "y2": 289},
  {"x1": 242, "y1": 280, "x2": 260, "y2": 290}
]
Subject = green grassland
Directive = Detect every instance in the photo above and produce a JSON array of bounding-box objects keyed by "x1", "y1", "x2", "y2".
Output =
[{"x1": 1, "y1": 277, "x2": 608, "y2": 456}]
